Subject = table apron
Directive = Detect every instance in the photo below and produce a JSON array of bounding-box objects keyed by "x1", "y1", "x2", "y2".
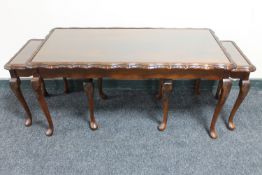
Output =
[
  {"x1": 32, "y1": 68, "x2": 231, "y2": 80},
  {"x1": 230, "y1": 71, "x2": 250, "y2": 80},
  {"x1": 12, "y1": 69, "x2": 35, "y2": 77}
]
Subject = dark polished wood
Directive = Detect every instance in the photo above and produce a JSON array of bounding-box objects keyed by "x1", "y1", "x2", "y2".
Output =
[
  {"x1": 97, "y1": 78, "x2": 107, "y2": 99},
  {"x1": 27, "y1": 28, "x2": 235, "y2": 71},
  {"x1": 215, "y1": 80, "x2": 223, "y2": 99},
  {"x1": 4, "y1": 40, "x2": 73, "y2": 129},
  {"x1": 158, "y1": 80, "x2": 173, "y2": 131},
  {"x1": 5, "y1": 30, "x2": 257, "y2": 139},
  {"x1": 40, "y1": 77, "x2": 49, "y2": 96},
  {"x1": 223, "y1": 41, "x2": 255, "y2": 131},
  {"x1": 195, "y1": 79, "x2": 201, "y2": 95},
  {"x1": 156, "y1": 79, "x2": 164, "y2": 99},
  {"x1": 83, "y1": 79, "x2": 98, "y2": 130},
  {"x1": 5, "y1": 40, "x2": 43, "y2": 127},
  {"x1": 228, "y1": 79, "x2": 250, "y2": 130},
  {"x1": 221, "y1": 41, "x2": 256, "y2": 72},
  {"x1": 10, "y1": 76, "x2": 32, "y2": 127},
  {"x1": 31, "y1": 77, "x2": 54, "y2": 136},
  {"x1": 23, "y1": 28, "x2": 236, "y2": 137},
  {"x1": 210, "y1": 79, "x2": 232, "y2": 139},
  {"x1": 63, "y1": 77, "x2": 69, "y2": 93},
  {"x1": 195, "y1": 41, "x2": 255, "y2": 134}
]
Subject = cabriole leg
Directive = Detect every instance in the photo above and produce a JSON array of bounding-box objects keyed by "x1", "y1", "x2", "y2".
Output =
[
  {"x1": 83, "y1": 79, "x2": 98, "y2": 130},
  {"x1": 194, "y1": 79, "x2": 201, "y2": 95},
  {"x1": 10, "y1": 77, "x2": 32, "y2": 127},
  {"x1": 158, "y1": 80, "x2": 173, "y2": 131},
  {"x1": 210, "y1": 79, "x2": 232, "y2": 139},
  {"x1": 40, "y1": 77, "x2": 49, "y2": 97},
  {"x1": 97, "y1": 78, "x2": 107, "y2": 100},
  {"x1": 63, "y1": 77, "x2": 69, "y2": 93},
  {"x1": 32, "y1": 77, "x2": 54, "y2": 136},
  {"x1": 228, "y1": 80, "x2": 250, "y2": 130},
  {"x1": 215, "y1": 80, "x2": 223, "y2": 99},
  {"x1": 156, "y1": 79, "x2": 164, "y2": 99}
]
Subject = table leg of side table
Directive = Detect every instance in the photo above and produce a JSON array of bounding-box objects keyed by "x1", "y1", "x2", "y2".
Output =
[
  {"x1": 97, "y1": 78, "x2": 108, "y2": 100},
  {"x1": 83, "y1": 79, "x2": 98, "y2": 130},
  {"x1": 228, "y1": 79, "x2": 250, "y2": 130},
  {"x1": 10, "y1": 77, "x2": 32, "y2": 127},
  {"x1": 63, "y1": 77, "x2": 69, "y2": 93},
  {"x1": 39, "y1": 77, "x2": 69, "y2": 96},
  {"x1": 194, "y1": 79, "x2": 201, "y2": 95},
  {"x1": 215, "y1": 80, "x2": 223, "y2": 99},
  {"x1": 156, "y1": 79, "x2": 164, "y2": 99},
  {"x1": 40, "y1": 77, "x2": 49, "y2": 97},
  {"x1": 31, "y1": 77, "x2": 54, "y2": 136},
  {"x1": 210, "y1": 79, "x2": 232, "y2": 139},
  {"x1": 158, "y1": 80, "x2": 173, "y2": 131}
]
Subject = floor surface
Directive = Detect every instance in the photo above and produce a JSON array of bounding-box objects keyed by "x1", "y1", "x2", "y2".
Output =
[{"x1": 0, "y1": 84, "x2": 262, "y2": 175}]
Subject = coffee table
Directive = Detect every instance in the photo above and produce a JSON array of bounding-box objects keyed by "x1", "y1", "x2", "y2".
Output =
[{"x1": 26, "y1": 28, "x2": 235, "y2": 138}]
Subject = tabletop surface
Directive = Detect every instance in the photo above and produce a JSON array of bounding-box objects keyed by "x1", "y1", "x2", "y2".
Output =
[
  {"x1": 29, "y1": 28, "x2": 233, "y2": 69},
  {"x1": 221, "y1": 41, "x2": 255, "y2": 72},
  {"x1": 5, "y1": 39, "x2": 43, "y2": 70}
]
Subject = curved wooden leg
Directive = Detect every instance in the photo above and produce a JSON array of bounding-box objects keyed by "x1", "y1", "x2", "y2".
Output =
[
  {"x1": 210, "y1": 79, "x2": 232, "y2": 139},
  {"x1": 97, "y1": 78, "x2": 107, "y2": 100},
  {"x1": 40, "y1": 78, "x2": 49, "y2": 97},
  {"x1": 63, "y1": 77, "x2": 69, "y2": 93},
  {"x1": 194, "y1": 79, "x2": 201, "y2": 95},
  {"x1": 158, "y1": 80, "x2": 173, "y2": 131},
  {"x1": 228, "y1": 80, "x2": 250, "y2": 130},
  {"x1": 83, "y1": 79, "x2": 98, "y2": 130},
  {"x1": 32, "y1": 77, "x2": 54, "y2": 136},
  {"x1": 156, "y1": 79, "x2": 164, "y2": 99},
  {"x1": 10, "y1": 77, "x2": 32, "y2": 127},
  {"x1": 215, "y1": 80, "x2": 223, "y2": 99}
]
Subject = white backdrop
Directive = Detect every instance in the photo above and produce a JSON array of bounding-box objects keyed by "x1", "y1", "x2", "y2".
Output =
[{"x1": 0, "y1": 0, "x2": 261, "y2": 78}]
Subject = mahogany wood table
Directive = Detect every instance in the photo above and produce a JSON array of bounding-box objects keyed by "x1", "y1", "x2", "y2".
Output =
[
  {"x1": 4, "y1": 39, "x2": 69, "y2": 127},
  {"x1": 195, "y1": 40, "x2": 255, "y2": 130},
  {"x1": 26, "y1": 28, "x2": 235, "y2": 138},
  {"x1": 4, "y1": 39, "x2": 106, "y2": 129},
  {"x1": 216, "y1": 41, "x2": 255, "y2": 130}
]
